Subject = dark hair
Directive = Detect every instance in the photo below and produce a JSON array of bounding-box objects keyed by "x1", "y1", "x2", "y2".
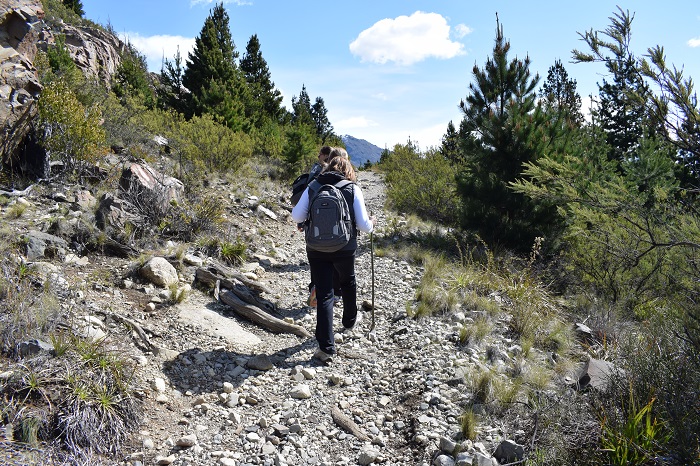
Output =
[{"x1": 320, "y1": 146, "x2": 332, "y2": 156}]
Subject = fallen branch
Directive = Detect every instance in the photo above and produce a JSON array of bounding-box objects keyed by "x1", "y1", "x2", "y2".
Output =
[
  {"x1": 197, "y1": 260, "x2": 273, "y2": 295},
  {"x1": 217, "y1": 285, "x2": 311, "y2": 338},
  {"x1": 196, "y1": 264, "x2": 308, "y2": 338},
  {"x1": 0, "y1": 185, "x2": 34, "y2": 197},
  {"x1": 104, "y1": 312, "x2": 158, "y2": 351},
  {"x1": 196, "y1": 266, "x2": 276, "y2": 314},
  {"x1": 331, "y1": 405, "x2": 370, "y2": 441}
]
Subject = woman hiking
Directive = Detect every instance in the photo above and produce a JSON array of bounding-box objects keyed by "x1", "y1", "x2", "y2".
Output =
[{"x1": 291, "y1": 154, "x2": 375, "y2": 363}]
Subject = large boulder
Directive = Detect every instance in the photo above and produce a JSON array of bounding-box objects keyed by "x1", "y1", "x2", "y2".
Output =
[
  {"x1": 120, "y1": 162, "x2": 184, "y2": 208},
  {"x1": 140, "y1": 257, "x2": 178, "y2": 287},
  {"x1": 95, "y1": 192, "x2": 142, "y2": 233},
  {"x1": 576, "y1": 358, "x2": 618, "y2": 391},
  {"x1": 23, "y1": 229, "x2": 68, "y2": 260}
]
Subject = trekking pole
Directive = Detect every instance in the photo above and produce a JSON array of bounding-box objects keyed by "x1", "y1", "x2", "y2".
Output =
[{"x1": 367, "y1": 229, "x2": 376, "y2": 337}]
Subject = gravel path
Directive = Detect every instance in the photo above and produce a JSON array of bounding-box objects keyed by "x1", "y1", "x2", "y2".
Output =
[{"x1": 2, "y1": 170, "x2": 504, "y2": 466}]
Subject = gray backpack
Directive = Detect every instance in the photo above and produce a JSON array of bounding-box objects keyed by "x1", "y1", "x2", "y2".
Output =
[{"x1": 305, "y1": 179, "x2": 354, "y2": 252}]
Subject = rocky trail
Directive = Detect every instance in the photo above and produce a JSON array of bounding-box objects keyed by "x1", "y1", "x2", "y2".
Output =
[{"x1": 2, "y1": 170, "x2": 513, "y2": 466}]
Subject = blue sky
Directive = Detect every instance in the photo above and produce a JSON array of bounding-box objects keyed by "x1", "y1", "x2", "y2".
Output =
[{"x1": 83, "y1": 1, "x2": 700, "y2": 150}]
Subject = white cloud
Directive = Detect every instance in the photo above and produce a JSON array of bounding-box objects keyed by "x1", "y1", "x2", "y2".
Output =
[
  {"x1": 454, "y1": 24, "x2": 473, "y2": 39},
  {"x1": 119, "y1": 32, "x2": 195, "y2": 72},
  {"x1": 372, "y1": 92, "x2": 389, "y2": 101},
  {"x1": 688, "y1": 37, "x2": 700, "y2": 47},
  {"x1": 349, "y1": 11, "x2": 465, "y2": 66}
]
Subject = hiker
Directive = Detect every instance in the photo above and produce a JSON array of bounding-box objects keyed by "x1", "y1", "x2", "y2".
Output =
[
  {"x1": 295, "y1": 146, "x2": 337, "y2": 307},
  {"x1": 309, "y1": 145, "x2": 332, "y2": 182},
  {"x1": 291, "y1": 156, "x2": 375, "y2": 363}
]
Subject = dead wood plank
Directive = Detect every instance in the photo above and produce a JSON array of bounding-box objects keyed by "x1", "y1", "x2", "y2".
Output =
[
  {"x1": 0, "y1": 185, "x2": 34, "y2": 197},
  {"x1": 195, "y1": 265, "x2": 273, "y2": 295},
  {"x1": 331, "y1": 405, "x2": 370, "y2": 441},
  {"x1": 104, "y1": 312, "x2": 157, "y2": 351},
  {"x1": 219, "y1": 289, "x2": 311, "y2": 338},
  {"x1": 196, "y1": 267, "x2": 276, "y2": 314}
]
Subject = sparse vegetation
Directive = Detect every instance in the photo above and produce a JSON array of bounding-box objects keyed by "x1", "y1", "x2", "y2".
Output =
[
  {"x1": 220, "y1": 238, "x2": 248, "y2": 265},
  {"x1": 1, "y1": 2, "x2": 698, "y2": 464}
]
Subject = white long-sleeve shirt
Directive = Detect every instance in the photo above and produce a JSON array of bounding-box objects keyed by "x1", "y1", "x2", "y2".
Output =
[{"x1": 291, "y1": 181, "x2": 374, "y2": 234}]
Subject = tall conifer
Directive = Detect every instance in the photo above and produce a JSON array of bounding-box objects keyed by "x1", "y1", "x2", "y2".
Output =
[
  {"x1": 573, "y1": 7, "x2": 663, "y2": 165},
  {"x1": 456, "y1": 16, "x2": 552, "y2": 251},
  {"x1": 539, "y1": 59, "x2": 584, "y2": 128},
  {"x1": 62, "y1": 0, "x2": 84, "y2": 17},
  {"x1": 182, "y1": 2, "x2": 250, "y2": 130},
  {"x1": 240, "y1": 34, "x2": 283, "y2": 126}
]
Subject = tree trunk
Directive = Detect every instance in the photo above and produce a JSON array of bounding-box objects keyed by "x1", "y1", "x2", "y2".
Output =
[
  {"x1": 218, "y1": 287, "x2": 311, "y2": 338},
  {"x1": 194, "y1": 264, "x2": 311, "y2": 339}
]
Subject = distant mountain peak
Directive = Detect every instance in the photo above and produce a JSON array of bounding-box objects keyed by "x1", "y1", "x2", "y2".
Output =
[{"x1": 341, "y1": 135, "x2": 383, "y2": 166}]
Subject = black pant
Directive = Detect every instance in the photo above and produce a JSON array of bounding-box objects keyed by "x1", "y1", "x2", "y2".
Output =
[
  {"x1": 308, "y1": 270, "x2": 342, "y2": 297},
  {"x1": 308, "y1": 254, "x2": 359, "y2": 354}
]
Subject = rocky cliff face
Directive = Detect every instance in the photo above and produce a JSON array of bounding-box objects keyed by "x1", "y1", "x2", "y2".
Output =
[
  {"x1": 56, "y1": 23, "x2": 124, "y2": 86},
  {"x1": 0, "y1": 0, "x2": 43, "y2": 174},
  {"x1": 0, "y1": 0, "x2": 124, "y2": 178}
]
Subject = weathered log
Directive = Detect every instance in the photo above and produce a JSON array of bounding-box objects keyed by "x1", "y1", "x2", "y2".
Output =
[
  {"x1": 331, "y1": 405, "x2": 370, "y2": 441},
  {"x1": 218, "y1": 288, "x2": 311, "y2": 338},
  {"x1": 102, "y1": 236, "x2": 139, "y2": 258},
  {"x1": 206, "y1": 258, "x2": 273, "y2": 294},
  {"x1": 0, "y1": 185, "x2": 34, "y2": 197},
  {"x1": 231, "y1": 282, "x2": 276, "y2": 314},
  {"x1": 195, "y1": 267, "x2": 276, "y2": 314},
  {"x1": 195, "y1": 263, "x2": 273, "y2": 295}
]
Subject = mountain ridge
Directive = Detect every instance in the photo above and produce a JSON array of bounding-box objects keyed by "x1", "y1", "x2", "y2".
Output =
[{"x1": 341, "y1": 135, "x2": 383, "y2": 166}]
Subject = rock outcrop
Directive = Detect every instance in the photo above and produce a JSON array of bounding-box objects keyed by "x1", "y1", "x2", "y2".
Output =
[
  {"x1": 57, "y1": 23, "x2": 123, "y2": 86},
  {"x1": 0, "y1": 0, "x2": 124, "y2": 176},
  {"x1": 0, "y1": 0, "x2": 43, "y2": 173}
]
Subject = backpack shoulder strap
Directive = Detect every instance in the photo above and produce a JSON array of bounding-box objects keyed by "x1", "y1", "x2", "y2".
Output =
[{"x1": 333, "y1": 180, "x2": 355, "y2": 226}]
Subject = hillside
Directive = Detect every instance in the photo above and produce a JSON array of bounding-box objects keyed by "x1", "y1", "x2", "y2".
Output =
[
  {"x1": 342, "y1": 135, "x2": 384, "y2": 166},
  {"x1": 0, "y1": 165, "x2": 569, "y2": 466},
  {"x1": 3, "y1": 2, "x2": 698, "y2": 465}
]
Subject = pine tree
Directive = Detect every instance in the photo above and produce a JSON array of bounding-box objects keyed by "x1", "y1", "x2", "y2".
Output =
[
  {"x1": 158, "y1": 47, "x2": 189, "y2": 115},
  {"x1": 182, "y1": 2, "x2": 250, "y2": 130},
  {"x1": 311, "y1": 96, "x2": 333, "y2": 142},
  {"x1": 456, "y1": 16, "x2": 552, "y2": 251},
  {"x1": 439, "y1": 120, "x2": 461, "y2": 164},
  {"x1": 240, "y1": 34, "x2": 283, "y2": 126},
  {"x1": 291, "y1": 85, "x2": 314, "y2": 127},
  {"x1": 573, "y1": 7, "x2": 663, "y2": 165},
  {"x1": 113, "y1": 42, "x2": 155, "y2": 109},
  {"x1": 62, "y1": 0, "x2": 84, "y2": 17},
  {"x1": 642, "y1": 46, "x2": 700, "y2": 187},
  {"x1": 539, "y1": 59, "x2": 584, "y2": 128}
]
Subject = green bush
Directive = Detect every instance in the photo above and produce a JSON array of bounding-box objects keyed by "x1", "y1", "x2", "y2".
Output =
[
  {"x1": 112, "y1": 43, "x2": 156, "y2": 109},
  {"x1": 251, "y1": 119, "x2": 286, "y2": 160},
  {"x1": 37, "y1": 79, "x2": 106, "y2": 174},
  {"x1": 600, "y1": 393, "x2": 671, "y2": 465},
  {"x1": 168, "y1": 113, "x2": 255, "y2": 175},
  {"x1": 0, "y1": 232, "x2": 62, "y2": 356},
  {"x1": 597, "y1": 319, "x2": 700, "y2": 464},
  {"x1": 41, "y1": 0, "x2": 82, "y2": 27},
  {"x1": 382, "y1": 141, "x2": 459, "y2": 225}
]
